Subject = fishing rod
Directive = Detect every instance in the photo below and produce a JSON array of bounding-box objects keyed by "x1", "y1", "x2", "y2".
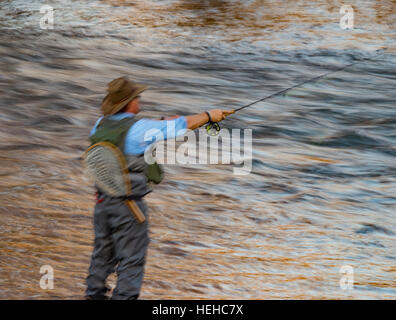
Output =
[{"x1": 205, "y1": 49, "x2": 387, "y2": 135}]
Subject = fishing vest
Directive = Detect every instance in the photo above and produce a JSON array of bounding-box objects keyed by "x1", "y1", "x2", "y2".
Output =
[{"x1": 89, "y1": 116, "x2": 164, "y2": 197}]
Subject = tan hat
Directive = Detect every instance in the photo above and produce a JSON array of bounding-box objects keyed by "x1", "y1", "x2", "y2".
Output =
[{"x1": 101, "y1": 76, "x2": 147, "y2": 116}]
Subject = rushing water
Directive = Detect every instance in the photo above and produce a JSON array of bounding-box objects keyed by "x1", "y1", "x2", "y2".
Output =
[{"x1": 0, "y1": 0, "x2": 395, "y2": 299}]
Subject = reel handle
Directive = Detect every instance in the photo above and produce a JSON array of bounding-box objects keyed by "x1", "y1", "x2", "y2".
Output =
[{"x1": 205, "y1": 121, "x2": 221, "y2": 136}]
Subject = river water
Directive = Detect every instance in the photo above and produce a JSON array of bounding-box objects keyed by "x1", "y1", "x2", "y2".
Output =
[{"x1": 0, "y1": 0, "x2": 395, "y2": 299}]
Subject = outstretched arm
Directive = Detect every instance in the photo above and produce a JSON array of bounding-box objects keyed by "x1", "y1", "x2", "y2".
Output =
[
  {"x1": 162, "y1": 109, "x2": 234, "y2": 130},
  {"x1": 125, "y1": 109, "x2": 235, "y2": 156}
]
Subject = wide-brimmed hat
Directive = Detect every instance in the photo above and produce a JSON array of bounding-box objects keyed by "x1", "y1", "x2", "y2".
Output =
[{"x1": 101, "y1": 77, "x2": 147, "y2": 116}]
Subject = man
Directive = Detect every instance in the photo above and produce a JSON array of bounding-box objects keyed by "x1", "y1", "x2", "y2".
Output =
[{"x1": 86, "y1": 76, "x2": 233, "y2": 300}]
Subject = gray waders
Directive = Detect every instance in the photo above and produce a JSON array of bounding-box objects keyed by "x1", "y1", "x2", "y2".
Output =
[{"x1": 86, "y1": 194, "x2": 149, "y2": 299}]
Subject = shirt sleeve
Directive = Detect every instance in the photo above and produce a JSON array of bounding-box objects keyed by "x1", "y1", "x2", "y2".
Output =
[
  {"x1": 124, "y1": 116, "x2": 188, "y2": 155},
  {"x1": 90, "y1": 116, "x2": 103, "y2": 136}
]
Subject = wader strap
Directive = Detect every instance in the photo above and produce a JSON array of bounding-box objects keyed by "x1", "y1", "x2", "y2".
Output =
[{"x1": 96, "y1": 190, "x2": 146, "y2": 224}]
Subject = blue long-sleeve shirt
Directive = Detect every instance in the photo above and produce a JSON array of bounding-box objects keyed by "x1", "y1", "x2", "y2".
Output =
[{"x1": 90, "y1": 113, "x2": 188, "y2": 155}]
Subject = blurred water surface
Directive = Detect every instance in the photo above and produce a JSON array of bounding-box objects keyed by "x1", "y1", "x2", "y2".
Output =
[{"x1": 0, "y1": 0, "x2": 395, "y2": 299}]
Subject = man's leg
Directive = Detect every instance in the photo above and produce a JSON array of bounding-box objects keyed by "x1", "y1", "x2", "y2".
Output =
[
  {"x1": 108, "y1": 198, "x2": 150, "y2": 300},
  {"x1": 86, "y1": 199, "x2": 117, "y2": 299}
]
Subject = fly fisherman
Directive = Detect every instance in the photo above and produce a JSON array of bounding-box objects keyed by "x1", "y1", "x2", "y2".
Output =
[{"x1": 86, "y1": 76, "x2": 233, "y2": 300}]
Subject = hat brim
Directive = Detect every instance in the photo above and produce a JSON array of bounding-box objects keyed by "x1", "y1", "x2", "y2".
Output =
[{"x1": 101, "y1": 84, "x2": 147, "y2": 116}]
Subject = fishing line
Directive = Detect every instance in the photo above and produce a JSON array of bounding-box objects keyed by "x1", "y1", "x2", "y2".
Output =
[{"x1": 206, "y1": 49, "x2": 388, "y2": 135}]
